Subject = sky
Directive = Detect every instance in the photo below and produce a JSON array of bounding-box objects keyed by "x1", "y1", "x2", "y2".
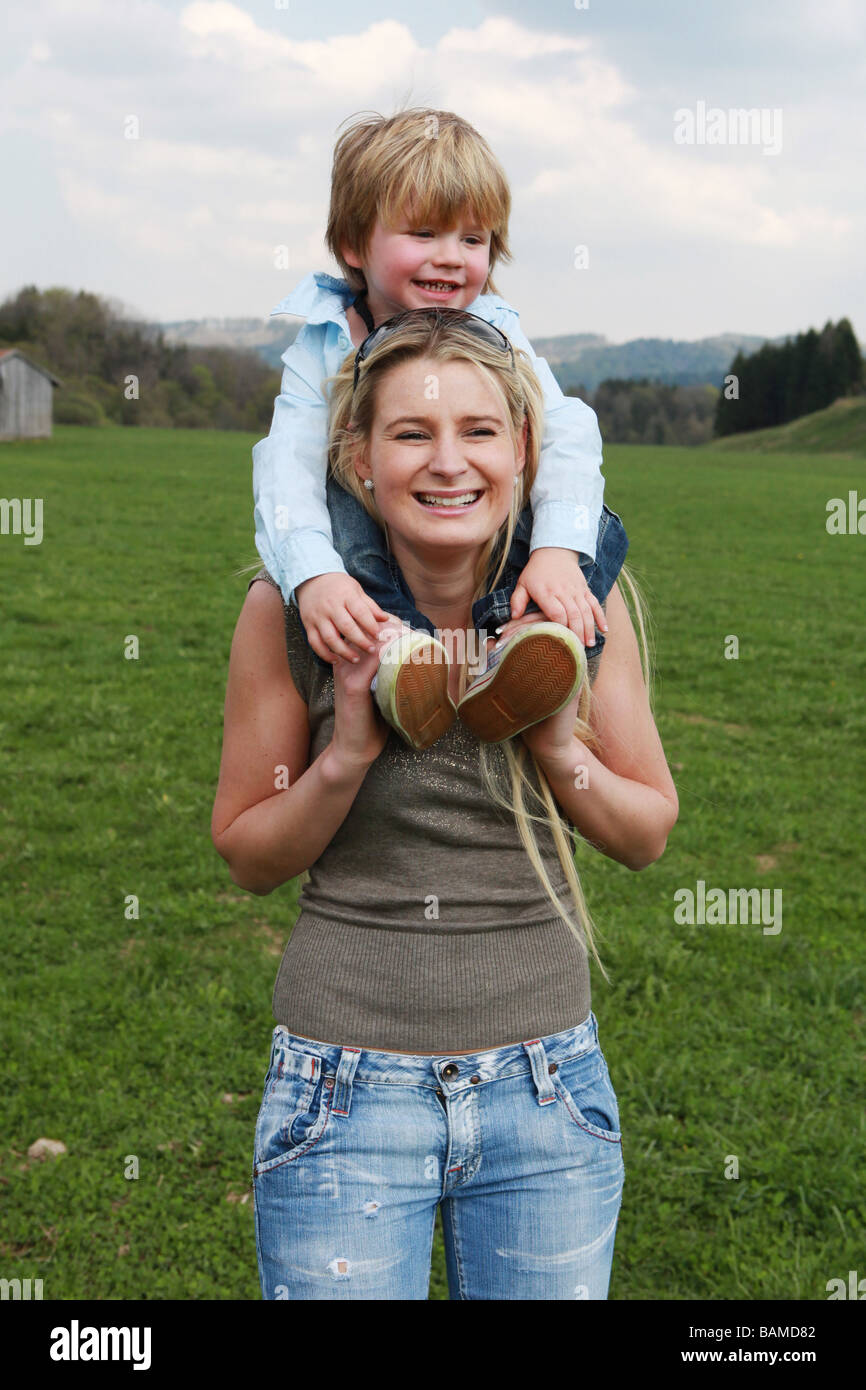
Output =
[{"x1": 1, "y1": 0, "x2": 863, "y2": 343}]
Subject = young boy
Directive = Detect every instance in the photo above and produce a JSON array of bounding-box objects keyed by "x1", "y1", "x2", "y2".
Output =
[{"x1": 252, "y1": 108, "x2": 628, "y2": 749}]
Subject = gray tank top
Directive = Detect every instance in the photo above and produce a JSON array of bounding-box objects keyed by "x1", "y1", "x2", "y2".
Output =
[{"x1": 248, "y1": 569, "x2": 604, "y2": 1052}]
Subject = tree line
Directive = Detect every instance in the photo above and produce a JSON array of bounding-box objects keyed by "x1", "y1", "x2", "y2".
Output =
[
  {"x1": 4, "y1": 286, "x2": 860, "y2": 446},
  {"x1": 714, "y1": 318, "x2": 863, "y2": 437},
  {"x1": 0, "y1": 286, "x2": 281, "y2": 432},
  {"x1": 567, "y1": 379, "x2": 718, "y2": 446}
]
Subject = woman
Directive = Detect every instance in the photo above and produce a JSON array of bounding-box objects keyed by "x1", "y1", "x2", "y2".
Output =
[{"x1": 211, "y1": 310, "x2": 678, "y2": 1300}]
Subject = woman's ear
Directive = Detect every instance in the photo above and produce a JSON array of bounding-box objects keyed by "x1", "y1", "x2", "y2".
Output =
[
  {"x1": 351, "y1": 435, "x2": 372, "y2": 486},
  {"x1": 515, "y1": 415, "x2": 529, "y2": 475}
]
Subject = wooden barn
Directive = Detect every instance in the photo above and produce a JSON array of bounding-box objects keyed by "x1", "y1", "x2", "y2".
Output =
[{"x1": 0, "y1": 350, "x2": 63, "y2": 440}]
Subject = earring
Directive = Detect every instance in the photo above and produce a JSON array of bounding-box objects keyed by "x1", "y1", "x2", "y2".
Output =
[
  {"x1": 513, "y1": 476, "x2": 519, "y2": 488},
  {"x1": 364, "y1": 478, "x2": 374, "y2": 491}
]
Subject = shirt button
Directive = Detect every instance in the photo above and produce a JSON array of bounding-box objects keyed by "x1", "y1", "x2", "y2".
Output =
[
  {"x1": 442, "y1": 1063, "x2": 459, "y2": 1079},
  {"x1": 548, "y1": 1063, "x2": 558, "y2": 1074},
  {"x1": 338, "y1": 334, "x2": 348, "y2": 348}
]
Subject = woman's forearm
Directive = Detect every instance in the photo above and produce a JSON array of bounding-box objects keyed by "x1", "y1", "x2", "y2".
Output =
[
  {"x1": 215, "y1": 744, "x2": 372, "y2": 894},
  {"x1": 535, "y1": 737, "x2": 677, "y2": 871}
]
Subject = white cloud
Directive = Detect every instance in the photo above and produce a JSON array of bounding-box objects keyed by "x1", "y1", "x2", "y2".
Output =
[
  {"x1": 180, "y1": 2, "x2": 418, "y2": 89},
  {"x1": 438, "y1": 15, "x2": 588, "y2": 59},
  {"x1": 0, "y1": 0, "x2": 860, "y2": 337}
]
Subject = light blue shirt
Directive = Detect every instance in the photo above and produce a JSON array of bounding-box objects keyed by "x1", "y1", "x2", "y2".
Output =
[{"x1": 252, "y1": 272, "x2": 605, "y2": 605}]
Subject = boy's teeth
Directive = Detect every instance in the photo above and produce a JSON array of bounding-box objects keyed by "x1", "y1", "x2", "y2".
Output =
[
  {"x1": 418, "y1": 491, "x2": 480, "y2": 507},
  {"x1": 417, "y1": 281, "x2": 456, "y2": 290}
]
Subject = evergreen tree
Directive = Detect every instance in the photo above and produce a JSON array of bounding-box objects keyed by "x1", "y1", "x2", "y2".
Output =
[
  {"x1": 713, "y1": 318, "x2": 863, "y2": 437},
  {"x1": 833, "y1": 318, "x2": 864, "y2": 394},
  {"x1": 714, "y1": 351, "x2": 745, "y2": 436}
]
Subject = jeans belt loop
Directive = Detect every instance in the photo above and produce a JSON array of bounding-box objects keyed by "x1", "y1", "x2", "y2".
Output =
[
  {"x1": 523, "y1": 1039, "x2": 557, "y2": 1105},
  {"x1": 331, "y1": 1046, "x2": 361, "y2": 1117}
]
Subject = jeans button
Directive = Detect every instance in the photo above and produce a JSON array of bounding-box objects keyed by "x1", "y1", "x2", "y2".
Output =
[
  {"x1": 470, "y1": 1075, "x2": 480, "y2": 1084},
  {"x1": 442, "y1": 1063, "x2": 459, "y2": 1079},
  {"x1": 548, "y1": 1063, "x2": 558, "y2": 1074}
]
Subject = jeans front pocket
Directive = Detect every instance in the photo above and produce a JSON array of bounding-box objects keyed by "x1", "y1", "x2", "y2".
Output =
[
  {"x1": 550, "y1": 1046, "x2": 622, "y2": 1145},
  {"x1": 253, "y1": 1041, "x2": 332, "y2": 1177}
]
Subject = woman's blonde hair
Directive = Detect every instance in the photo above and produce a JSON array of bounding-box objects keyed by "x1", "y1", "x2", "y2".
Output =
[
  {"x1": 325, "y1": 313, "x2": 654, "y2": 980},
  {"x1": 325, "y1": 107, "x2": 512, "y2": 296}
]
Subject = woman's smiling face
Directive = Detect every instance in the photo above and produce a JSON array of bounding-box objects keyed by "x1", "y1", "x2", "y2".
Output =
[{"x1": 353, "y1": 356, "x2": 527, "y2": 565}]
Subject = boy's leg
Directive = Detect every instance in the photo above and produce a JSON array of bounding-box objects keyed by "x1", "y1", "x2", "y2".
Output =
[
  {"x1": 471, "y1": 503, "x2": 629, "y2": 659},
  {"x1": 326, "y1": 475, "x2": 436, "y2": 635},
  {"x1": 470, "y1": 504, "x2": 540, "y2": 646},
  {"x1": 297, "y1": 477, "x2": 437, "y2": 672},
  {"x1": 313, "y1": 477, "x2": 456, "y2": 751},
  {"x1": 457, "y1": 504, "x2": 630, "y2": 742}
]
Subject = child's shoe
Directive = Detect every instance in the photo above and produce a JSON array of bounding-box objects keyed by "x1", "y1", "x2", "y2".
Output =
[
  {"x1": 372, "y1": 623, "x2": 457, "y2": 751},
  {"x1": 456, "y1": 621, "x2": 587, "y2": 743}
]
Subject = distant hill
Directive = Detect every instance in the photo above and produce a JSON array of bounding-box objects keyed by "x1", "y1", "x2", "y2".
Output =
[
  {"x1": 541, "y1": 333, "x2": 778, "y2": 393},
  {"x1": 706, "y1": 395, "x2": 866, "y2": 456},
  {"x1": 159, "y1": 316, "x2": 300, "y2": 371},
  {"x1": 157, "y1": 318, "x2": 784, "y2": 391},
  {"x1": 525, "y1": 332, "x2": 608, "y2": 362}
]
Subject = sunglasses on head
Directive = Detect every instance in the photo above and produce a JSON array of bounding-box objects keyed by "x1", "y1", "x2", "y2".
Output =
[{"x1": 351, "y1": 308, "x2": 516, "y2": 393}]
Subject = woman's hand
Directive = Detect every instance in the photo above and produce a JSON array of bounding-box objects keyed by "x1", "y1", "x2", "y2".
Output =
[
  {"x1": 519, "y1": 683, "x2": 588, "y2": 773},
  {"x1": 327, "y1": 615, "x2": 402, "y2": 777},
  {"x1": 517, "y1": 581, "x2": 679, "y2": 870}
]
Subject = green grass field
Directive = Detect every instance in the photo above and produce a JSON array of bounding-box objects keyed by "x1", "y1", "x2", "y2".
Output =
[{"x1": 1, "y1": 424, "x2": 863, "y2": 1301}]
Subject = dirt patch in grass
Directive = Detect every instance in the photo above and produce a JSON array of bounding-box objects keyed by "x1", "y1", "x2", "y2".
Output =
[{"x1": 673, "y1": 711, "x2": 753, "y2": 736}]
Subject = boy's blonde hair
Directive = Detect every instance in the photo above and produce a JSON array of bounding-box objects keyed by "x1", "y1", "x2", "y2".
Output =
[
  {"x1": 325, "y1": 108, "x2": 512, "y2": 296},
  {"x1": 325, "y1": 314, "x2": 653, "y2": 980}
]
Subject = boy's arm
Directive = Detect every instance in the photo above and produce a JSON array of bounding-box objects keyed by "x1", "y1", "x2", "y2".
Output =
[
  {"x1": 252, "y1": 334, "x2": 347, "y2": 607},
  {"x1": 489, "y1": 305, "x2": 604, "y2": 564}
]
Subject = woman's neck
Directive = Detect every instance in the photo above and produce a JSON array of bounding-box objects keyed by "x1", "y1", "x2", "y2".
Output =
[{"x1": 389, "y1": 537, "x2": 477, "y2": 636}]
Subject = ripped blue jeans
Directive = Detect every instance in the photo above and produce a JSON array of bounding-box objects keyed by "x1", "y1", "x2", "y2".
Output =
[{"x1": 252, "y1": 1010, "x2": 625, "y2": 1300}]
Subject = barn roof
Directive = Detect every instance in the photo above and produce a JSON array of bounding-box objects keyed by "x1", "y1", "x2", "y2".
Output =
[{"x1": 0, "y1": 349, "x2": 63, "y2": 387}]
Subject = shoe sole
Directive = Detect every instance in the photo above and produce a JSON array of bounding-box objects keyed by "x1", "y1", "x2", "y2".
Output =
[
  {"x1": 393, "y1": 658, "x2": 456, "y2": 751},
  {"x1": 457, "y1": 625, "x2": 587, "y2": 743}
]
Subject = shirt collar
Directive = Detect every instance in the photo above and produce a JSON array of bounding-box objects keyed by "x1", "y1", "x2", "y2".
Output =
[
  {"x1": 465, "y1": 288, "x2": 511, "y2": 317},
  {"x1": 268, "y1": 272, "x2": 512, "y2": 327},
  {"x1": 268, "y1": 272, "x2": 354, "y2": 328}
]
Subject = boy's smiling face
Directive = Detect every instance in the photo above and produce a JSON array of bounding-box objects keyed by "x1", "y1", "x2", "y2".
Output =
[{"x1": 342, "y1": 204, "x2": 492, "y2": 326}]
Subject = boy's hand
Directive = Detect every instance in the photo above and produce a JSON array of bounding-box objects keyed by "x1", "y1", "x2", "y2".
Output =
[
  {"x1": 296, "y1": 572, "x2": 391, "y2": 663},
  {"x1": 502, "y1": 547, "x2": 608, "y2": 649}
]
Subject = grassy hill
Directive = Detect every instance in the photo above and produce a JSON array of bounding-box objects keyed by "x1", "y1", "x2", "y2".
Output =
[
  {"x1": 709, "y1": 394, "x2": 866, "y2": 456},
  {"x1": 0, "y1": 427, "x2": 863, "y2": 1300}
]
